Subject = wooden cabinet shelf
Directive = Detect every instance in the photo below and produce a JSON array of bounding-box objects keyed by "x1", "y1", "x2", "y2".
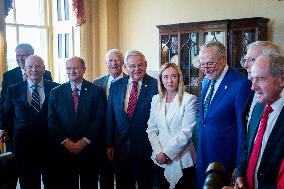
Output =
[{"x1": 157, "y1": 17, "x2": 269, "y2": 97}]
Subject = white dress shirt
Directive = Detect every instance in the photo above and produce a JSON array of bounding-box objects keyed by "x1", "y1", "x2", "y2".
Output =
[{"x1": 254, "y1": 96, "x2": 284, "y2": 188}]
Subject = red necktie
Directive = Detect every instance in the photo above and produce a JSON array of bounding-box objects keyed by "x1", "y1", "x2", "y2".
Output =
[
  {"x1": 246, "y1": 104, "x2": 273, "y2": 189},
  {"x1": 127, "y1": 81, "x2": 138, "y2": 118},
  {"x1": 73, "y1": 87, "x2": 79, "y2": 112}
]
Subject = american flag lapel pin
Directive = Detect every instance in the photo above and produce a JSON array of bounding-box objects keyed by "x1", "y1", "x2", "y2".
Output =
[{"x1": 225, "y1": 86, "x2": 228, "y2": 90}]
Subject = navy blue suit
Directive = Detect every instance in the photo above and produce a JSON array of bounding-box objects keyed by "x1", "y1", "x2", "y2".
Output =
[
  {"x1": 48, "y1": 79, "x2": 106, "y2": 189},
  {"x1": 237, "y1": 103, "x2": 284, "y2": 188},
  {"x1": 1, "y1": 80, "x2": 59, "y2": 189},
  {"x1": 106, "y1": 74, "x2": 158, "y2": 189},
  {"x1": 196, "y1": 68, "x2": 251, "y2": 188}
]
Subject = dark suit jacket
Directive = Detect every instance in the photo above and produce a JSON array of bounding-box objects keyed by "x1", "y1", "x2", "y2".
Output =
[
  {"x1": 1, "y1": 80, "x2": 58, "y2": 131},
  {"x1": 238, "y1": 104, "x2": 284, "y2": 189},
  {"x1": 93, "y1": 73, "x2": 127, "y2": 91},
  {"x1": 48, "y1": 79, "x2": 106, "y2": 153},
  {"x1": 0, "y1": 67, "x2": 52, "y2": 131},
  {"x1": 106, "y1": 74, "x2": 158, "y2": 161},
  {"x1": 197, "y1": 68, "x2": 251, "y2": 175}
]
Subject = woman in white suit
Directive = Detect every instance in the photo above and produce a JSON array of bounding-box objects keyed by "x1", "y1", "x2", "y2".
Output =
[{"x1": 147, "y1": 62, "x2": 197, "y2": 189}]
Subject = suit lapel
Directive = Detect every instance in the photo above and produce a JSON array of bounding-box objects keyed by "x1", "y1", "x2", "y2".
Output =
[
  {"x1": 205, "y1": 69, "x2": 232, "y2": 119},
  {"x1": 247, "y1": 103, "x2": 265, "y2": 155},
  {"x1": 260, "y1": 107, "x2": 284, "y2": 164},
  {"x1": 119, "y1": 77, "x2": 128, "y2": 117},
  {"x1": 63, "y1": 83, "x2": 75, "y2": 114},
  {"x1": 15, "y1": 67, "x2": 23, "y2": 82},
  {"x1": 76, "y1": 80, "x2": 89, "y2": 117},
  {"x1": 165, "y1": 93, "x2": 179, "y2": 126},
  {"x1": 42, "y1": 81, "x2": 51, "y2": 109},
  {"x1": 102, "y1": 74, "x2": 110, "y2": 90}
]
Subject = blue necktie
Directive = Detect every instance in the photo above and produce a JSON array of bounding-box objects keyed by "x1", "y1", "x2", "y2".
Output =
[
  {"x1": 31, "y1": 85, "x2": 40, "y2": 113},
  {"x1": 203, "y1": 80, "x2": 216, "y2": 117}
]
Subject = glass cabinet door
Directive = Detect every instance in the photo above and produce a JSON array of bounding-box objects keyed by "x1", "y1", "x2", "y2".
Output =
[
  {"x1": 180, "y1": 32, "x2": 200, "y2": 96},
  {"x1": 161, "y1": 34, "x2": 178, "y2": 65}
]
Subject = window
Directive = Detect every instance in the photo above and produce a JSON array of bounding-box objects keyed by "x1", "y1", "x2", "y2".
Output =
[
  {"x1": 52, "y1": 0, "x2": 80, "y2": 83},
  {"x1": 5, "y1": 0, "x2": 49, "y2": 70},
  {"x1": 5, "y1": 0, "x2": 80, "y2": 83}
]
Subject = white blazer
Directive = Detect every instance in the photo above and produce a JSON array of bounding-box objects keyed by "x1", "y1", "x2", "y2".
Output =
[{"x1": 147, "y1": 92, "x2": 197, "y2": 188}]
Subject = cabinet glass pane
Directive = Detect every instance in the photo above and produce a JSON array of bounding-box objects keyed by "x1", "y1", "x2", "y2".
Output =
[
  {"x1": 231, "y1": 30, "x2": 255, "y2": 73},
  {"x1": 180, "y1": 33, "x2": 200, "y2": 96},
  {"x1": 204, "y1": 31, "x2": 225, "y2": 45},
  {"x1": 161, "y1": 34, "x2": 178, "y2": 65}
]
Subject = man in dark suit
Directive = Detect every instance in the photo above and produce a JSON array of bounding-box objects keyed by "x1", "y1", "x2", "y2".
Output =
[
  {"x1": 0, "y1": 43, "x2": 52, "y2": 145},
  {"x1": 106, "y1": 50, "x2": 158, "y2": 189},
  {"x1": 93, "y1": 49, "x2": 126, "y2": 189},
  {"x1": 236, "y1": 54, "x2": 284, "y2": 188},
  {"x1": 241, "y1": 41, "x2": 282, "y2": 130},
  {"x1": 0, "y1": 55, "x2": 59, "y2": 189},
  {"x1": 48, "y1": 56, "x2": 106, "y2": 189},
  {"x1": 196, "y1": 41, "x2": 251, "y2": 188}
]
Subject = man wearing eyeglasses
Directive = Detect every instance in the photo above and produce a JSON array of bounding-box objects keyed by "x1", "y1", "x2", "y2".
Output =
[
  {"x1": 196, "y1": 41, "x2": 251, "y2": 189},
  {"x1": 0, "y1": 43, "x2": 53, "y2": 189},
  {"x1": 240, "y1": 41, "x2": 282, "y2": 130},
  {"x1": 106, "y1": 50, "x2": 158, "y2": 189}
]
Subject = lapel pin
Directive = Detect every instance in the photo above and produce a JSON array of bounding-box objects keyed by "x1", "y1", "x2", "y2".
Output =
[
  {"x1": 225, "y1": 86, "x2": 228, "y2": 90},
  {"x1": 145, "y1": 85, "x2": 147, "y2": 88},
  {"x1": 84, "y1": 88, "x2": 87, "y2": 91}
]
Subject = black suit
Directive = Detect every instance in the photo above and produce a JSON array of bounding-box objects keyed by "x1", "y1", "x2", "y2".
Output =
[
  {"x1": 1, "y1": 80, "x2": 59, "y2": 189},
  {"x1": 48, "y1": 79, "x2": 106, "y2": 189},
  {"x1": 238, "y1": 102, "x2": 284, "y2": 188}
]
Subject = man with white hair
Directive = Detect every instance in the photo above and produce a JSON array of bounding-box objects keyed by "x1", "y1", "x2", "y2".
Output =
[{"x1": 0, "y1": 55, "x2": 59, "y2": 189}]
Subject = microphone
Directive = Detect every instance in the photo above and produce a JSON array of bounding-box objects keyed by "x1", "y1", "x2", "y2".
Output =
[{"x1": 203, "y1": 162, "x2": 230, "y2": 189}]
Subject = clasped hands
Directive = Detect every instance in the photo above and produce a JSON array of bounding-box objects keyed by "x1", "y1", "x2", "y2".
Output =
[
  {"x1": 63, "y1": 138, "x2": 88, "y2": 154},
  {"x1": 155, "y1": 151, "x2": 171, "y2": 165},
  {"x1": 0, "y1": 130, "x2": 8, "y2": 143}
]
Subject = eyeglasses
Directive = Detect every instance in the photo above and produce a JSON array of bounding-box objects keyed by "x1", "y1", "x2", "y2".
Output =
[
  {"x1": 127, "y1": 63, "x2": 145, "y2": 69},
  {"x1": 241, "y1": 56, "x2": 256, "y2": 67},
  {"x1": 200, "y1": 62, "x2": 217, "y2": 70}
]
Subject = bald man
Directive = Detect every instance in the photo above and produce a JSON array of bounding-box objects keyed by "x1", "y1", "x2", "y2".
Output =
[{"x1": 0, "y1": 55, "x2": 59, "y2": 189}]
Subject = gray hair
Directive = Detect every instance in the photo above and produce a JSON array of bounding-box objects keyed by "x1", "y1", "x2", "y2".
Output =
[
  {"x1": 200, "y1": 41, "x2": 226, "y2": 58},
  {"x1": 124, "y1": 50, "x2": 146, "y2": 64},
  {"x1": 25, "y1": 55, "x2": 45, "y2": 66},
  {"x1": 259, "y1": 54, "x2": 284, "y2": 77},
  {"x1": 15, "y1": 43, "x2": 34, "y2": 55},
  {"x1": 248, "y1": 41, "x2": 283, "y2": 56},
  {"x1": 105, "y1": 49, "x2": 124, "y2": 62}
]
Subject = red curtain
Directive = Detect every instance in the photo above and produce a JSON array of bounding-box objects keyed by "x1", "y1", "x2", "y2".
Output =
[{"x1": 72, "y1": 0, "x2": 86, "y2": 26}]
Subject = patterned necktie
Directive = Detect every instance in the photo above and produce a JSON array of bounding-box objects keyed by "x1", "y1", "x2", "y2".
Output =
[
  {"x1": 127, "y1": 81, "x2": 138, "y2": 118},
  {"x1": 31, "y1": 85, "x2": 40, "y2": 113},
  {"x1": 203, "y1": 80, "x2": 216, "y2": 117},
  {"x1": 246, "y1": 104, "x2": 273, "y2": 189},
  {"x1": 73, "y1": 87, "x2": 79, "y2": 112}
]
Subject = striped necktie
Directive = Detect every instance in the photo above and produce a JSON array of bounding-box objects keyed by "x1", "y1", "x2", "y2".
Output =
[
  {"x1": 203, "y1": 80, "x2": 216, "y2": 117},
  {"x1": 31, "y1": 85, "x2": 40, "y2": 113},
  {"x1": 127, "y1": 81, "x2": 138, "y2": 118}
]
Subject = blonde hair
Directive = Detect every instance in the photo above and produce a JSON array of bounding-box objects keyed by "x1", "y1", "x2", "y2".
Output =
[{"x1": 158, "y1": 62, "x2": 184, "y2": 105}]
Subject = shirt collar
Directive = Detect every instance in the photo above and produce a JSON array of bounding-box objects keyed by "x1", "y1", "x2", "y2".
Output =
[
  {"x1": 70, "y1": 81, "x2": 82, "y2": 91},
  {"x1": 109, "y1": 73, "x2": 123, "y2": 81},
  {"x1": 216, "y1": 64, "x2": 228, "y2": 83},
  {"x1": 27, "y1": 79, "x2": 44, "y2": 89}
]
